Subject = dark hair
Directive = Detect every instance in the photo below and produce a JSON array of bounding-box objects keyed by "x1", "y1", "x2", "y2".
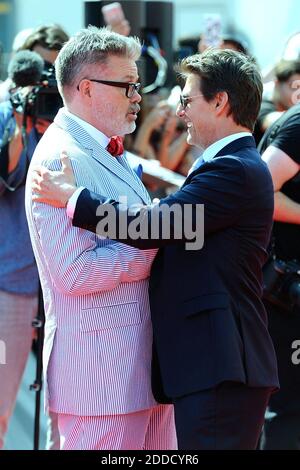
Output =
[
  {"x1": 222, "y1": 38, "x2": 248, "y2": 55},
  {"x1": 222, "y1": 31, "x2": 250, "y2": 56},
  {"x1": 179, "y1": 49, "x2": 263, "y2": 131},
  {"x1": 178, "y1": 35, "x2": 200, "y2": 55},
  {"x1": 274, "y1": 59, "x2": 300, "y2": 82},
  {"x1": 20, "y1": 24, "x2": 69, "y2": 52}
]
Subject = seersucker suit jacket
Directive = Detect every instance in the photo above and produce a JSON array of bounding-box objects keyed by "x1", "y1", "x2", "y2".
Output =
[{"x1": 25, "y1": 108, "x2": 158, "y2": 416}]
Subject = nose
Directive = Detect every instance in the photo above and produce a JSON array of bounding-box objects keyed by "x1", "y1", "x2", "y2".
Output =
[{"x1": 131, "y1": 90, "x2": 142, "y2": 104}]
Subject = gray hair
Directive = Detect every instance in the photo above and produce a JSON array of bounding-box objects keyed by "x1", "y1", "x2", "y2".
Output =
[{"x1": 55, "y1": 26, "x2": 141, "y2": 97}]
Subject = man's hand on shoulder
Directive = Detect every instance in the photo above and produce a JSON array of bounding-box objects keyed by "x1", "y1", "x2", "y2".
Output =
[{"x1": 32, "y1": 150, "x2": 77, "y2": 208}]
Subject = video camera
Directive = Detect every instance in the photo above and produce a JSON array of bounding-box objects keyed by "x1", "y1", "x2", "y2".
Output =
[
  {"x1": 8, "y1": 50, "x2": 63, "y2": 122},
  {"x1": 10, "y1": 62, "x2": 63, "y2": 122},
  {"x1": 263, "y1": 257, "x2": 300, "y2": 311},
  {"x1": 0, "y1": 52, "x2": 62, "y2": 191}
]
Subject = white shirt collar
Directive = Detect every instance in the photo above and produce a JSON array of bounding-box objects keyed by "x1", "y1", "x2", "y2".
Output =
[
  {"x1": 65, "y1": 109, "x2": 110, "y2": 149},
  {"x1": 202, "y1": 132, "x2": 252, "y2": 162}
]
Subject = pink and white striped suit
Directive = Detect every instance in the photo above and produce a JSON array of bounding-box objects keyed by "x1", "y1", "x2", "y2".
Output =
[{"x1": 25, "y1": 109, "x2": 176, "y2": 448}]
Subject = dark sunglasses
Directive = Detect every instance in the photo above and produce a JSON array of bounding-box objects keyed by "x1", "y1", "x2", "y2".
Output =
[
  {"x1": 77, "y1": 79, "x2": 141, "y2": 98},
  {"x1": 180, "y1": 94, "x2": 204, "y2": 110}
]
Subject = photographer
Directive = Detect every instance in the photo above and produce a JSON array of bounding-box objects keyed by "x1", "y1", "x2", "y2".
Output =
[
  {"x1": 259, "y1": 103, "x2": 300, "y2": 449},
  {"x1": 0, "y1": 46, "x2": 62, "y2": 449}
]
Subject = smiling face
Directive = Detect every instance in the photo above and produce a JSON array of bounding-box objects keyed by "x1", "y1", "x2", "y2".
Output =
[
  {"x1": 177, "y1": 73, "x2": 217, "y2": 151},
  {"x1": 85, "y1": 54, "x2": 141, "y2": 137}
]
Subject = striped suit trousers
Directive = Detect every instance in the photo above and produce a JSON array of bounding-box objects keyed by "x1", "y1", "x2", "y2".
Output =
[{"x1": 57, "y1": 404, "x2": 177, "y2": 450}]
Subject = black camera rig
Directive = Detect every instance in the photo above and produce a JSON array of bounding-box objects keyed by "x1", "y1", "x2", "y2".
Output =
[
  {"x1": 10, "y1": 64, "x2": 63, "y2": 122},
  {"x1": 263, "y1": 257, "x2": 300, "y2": 311}
]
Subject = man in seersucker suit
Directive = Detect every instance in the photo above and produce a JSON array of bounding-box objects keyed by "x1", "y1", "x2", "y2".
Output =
[{"x1": 25, "y1": 26, "x2": 176, "y2": 450}]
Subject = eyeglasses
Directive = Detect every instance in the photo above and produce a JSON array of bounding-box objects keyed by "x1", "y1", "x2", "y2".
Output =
[
  {"x1": 77, "y1": 79, "x2": 141, "y2": 98},
  {"x1": 179, "y1": 94, "x2": 204, "y2": 110}
]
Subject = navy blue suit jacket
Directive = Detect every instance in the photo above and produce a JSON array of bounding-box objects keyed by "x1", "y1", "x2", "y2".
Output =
[{"x1": 73, "y1": 136, "x2": 279, "y2": 401}]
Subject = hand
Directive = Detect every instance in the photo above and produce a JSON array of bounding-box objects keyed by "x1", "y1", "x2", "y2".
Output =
[
  {"x1": 108, "y1": 19, "x2": 131, "y2": 36},
  {"x1": 144, "y1": 103, "x2": 171, "y2": 130},
  {"x1": 162, "y1": 115, "x2": 178, "y2": 143},
  {"x1": 32, "y1": 150, "x2": 77, "y2": 208}
]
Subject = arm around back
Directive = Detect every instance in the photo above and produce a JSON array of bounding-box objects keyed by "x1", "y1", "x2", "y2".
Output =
[{"x1": 30, "y1": 157, "x2": 157, "y2": 296}]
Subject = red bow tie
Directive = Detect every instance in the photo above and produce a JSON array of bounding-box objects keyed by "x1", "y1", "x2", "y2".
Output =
[{"x1": 106, "y1": 136, "x2": 124, "y2": 157}]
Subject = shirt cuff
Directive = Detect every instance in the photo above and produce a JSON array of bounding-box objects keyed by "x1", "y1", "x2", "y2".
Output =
[{"x1": 66, "y1": 186, "x2": 85, "y2": 219}]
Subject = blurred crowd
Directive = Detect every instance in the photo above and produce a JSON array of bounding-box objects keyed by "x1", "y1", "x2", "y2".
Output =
[{"x1": 2, "y1": 23, "x2": 300, "y2": 182}]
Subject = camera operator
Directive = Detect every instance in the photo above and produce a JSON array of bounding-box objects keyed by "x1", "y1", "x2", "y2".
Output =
[
  {"x1": 259, "y1": 102, "x2": 300, "y2": 449},
  {"x1": 0, "y1": 45, "x2": 64, "y2": 449}
]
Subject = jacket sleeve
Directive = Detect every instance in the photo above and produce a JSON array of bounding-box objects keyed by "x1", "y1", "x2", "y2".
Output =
[
  {"x1": 72, "y1": 157, "x2": 247, "y2": 249},
  {"x1": 31, "y1": 158, "x2": 157, "y2": 296}
]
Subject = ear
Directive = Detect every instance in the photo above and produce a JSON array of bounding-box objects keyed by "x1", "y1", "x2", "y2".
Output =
[
  {"x1": 77, "y1": 79, "x2": 92, "y2": 99},
  {"x1": 214, "y1": 91, "x2": 229, "y2": 116}
]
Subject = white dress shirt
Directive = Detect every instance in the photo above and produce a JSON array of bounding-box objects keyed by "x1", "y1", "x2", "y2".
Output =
[{"x1": 188, "y1": 132, "x2": 252, "y2": 175}]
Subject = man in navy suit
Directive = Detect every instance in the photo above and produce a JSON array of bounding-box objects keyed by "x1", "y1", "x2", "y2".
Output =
[{"x1": 32, "y1": 49, "x2": 279, "y2": 449}]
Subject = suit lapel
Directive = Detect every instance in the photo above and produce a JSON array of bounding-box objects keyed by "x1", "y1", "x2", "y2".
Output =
[
  {"x1": 117, "y1": 152, "x2": 151, "y2": 203},
  {"x1": 183, "y1": 136, "x2": 257, "y2": 187},
  {"x1": 213, "y1": 136, "x2": 256, "y2": 158},
  {"x1": 54, "y1": 108, "x2": 150, "y2": 203}
]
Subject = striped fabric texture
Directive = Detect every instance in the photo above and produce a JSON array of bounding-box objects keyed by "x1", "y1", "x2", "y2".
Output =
[
  {"x1": 25, "y1": 108, "x2": 160, "y2": 416},
  {"x1": 57, "y1": 405, "x2": 177, "y2": 450}
]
